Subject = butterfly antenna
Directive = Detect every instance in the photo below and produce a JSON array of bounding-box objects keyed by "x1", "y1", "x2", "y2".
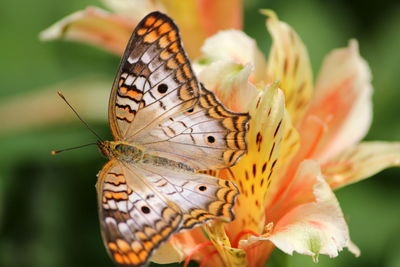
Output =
[
  {"x1": 51, "y1": 142, "x2": 97, "y2": 155},
  {"x1": 57, "y1": 91, "x2": 103, "y2": 141}
]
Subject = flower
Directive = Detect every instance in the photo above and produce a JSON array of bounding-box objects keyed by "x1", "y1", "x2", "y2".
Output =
[{"x1": 153, "y1": 10, "x2": 400, "y2": 266}]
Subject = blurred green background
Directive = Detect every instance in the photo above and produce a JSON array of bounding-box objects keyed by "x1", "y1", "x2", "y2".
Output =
[{"x1": 0, "y1": 0, "x2": 399, "y2": 266}]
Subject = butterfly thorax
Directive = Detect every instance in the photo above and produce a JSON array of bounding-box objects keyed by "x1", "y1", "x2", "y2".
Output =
[
  {"x1": 98, "y1": 141, "x2": 194, "y2": 171},
  {"x1": 98, "y1": 141, "x2": 143, "y2": 162}
]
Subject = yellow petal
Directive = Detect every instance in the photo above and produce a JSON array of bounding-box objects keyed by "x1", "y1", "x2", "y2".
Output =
[
  {"x1": 200, "y1": 30, "x2": 267, "y2": 83},
  {"x1": 264, "y1": 109, "x2": 300, "y2": 209},
  {"x1": 205, "y1": 221, "x2": 247, "y2": 267},
  {"x1": 241, "y1": 160, "x2": 359, "y2": 260},
  {"x1": 150, "y1": 241, "x2": 185, "y2": 264},
  {"x1": 262, "y1": 10, "x2": 313, "y2": 125},
  {"x1": 323, "y1": 141, "x2": 400, "y2": 189},
  {"x1": 221, "y1": 84, "x2": 285, "y2": 238},
  {"x1": 40, "y1": 7, "x2": 135, "y2": 55}
]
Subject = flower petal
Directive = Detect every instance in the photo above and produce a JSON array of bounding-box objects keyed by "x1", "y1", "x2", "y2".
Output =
[
  {"x1": 263, "y1": 10, "x2": 313, "y2": 125},
  {"x1": 205, "y1": 221, "x2": 247, "y2": 267},
  {"x1": 264, "y1": 109, "x2": 300, "y2": 208},
  {"x1": 101, "y1": 0, "x2": 164, "y2": 19},
  {"x1": 219, "y1": 84, "x2": 285, "y2": 238},
  {"x1": 322, "y1": 141, "x2": 400, "y2": 189},
  {"x1": 39, "y1": 7, "x2": 135, "y2": 55},
  {"x1": 151, "y1": 228, "x2": 211, "y2": 264},
  {"x1": 242, "y1": 160, "x2": 358, "y2": 261},
  {"x1": 197, "y1": 60, "x2": 259, "y2": 112},
  {"x1": 196, "y1": 0, "x2": 242, "y2": 36},
  {"x1": 150, "y1": 241, "x2": 185, "y2": 264},
  {"x1": 298, "y1": 40, "x2": 372, "y2": 162},
  {"x1": 161, "y1": 0, "x2": 243, "y2": 58},
  {"x1": 0, "y1": 78, "x2": 108, "y2": 135},
  {"x1": 200, "y1": 30, "x2": 267, "y2": 83}
]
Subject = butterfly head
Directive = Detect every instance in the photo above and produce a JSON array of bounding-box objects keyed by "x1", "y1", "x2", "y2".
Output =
[{"x1": 97, "y1": 141, "x2": 113, "y2": 158}]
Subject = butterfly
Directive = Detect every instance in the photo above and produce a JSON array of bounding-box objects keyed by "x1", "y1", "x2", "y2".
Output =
[{"x1": 95, "y1": 11, "x2": 250, "y2": 266}]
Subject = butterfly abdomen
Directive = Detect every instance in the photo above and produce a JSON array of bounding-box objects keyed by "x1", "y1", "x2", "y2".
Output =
[{"x1": 141, "y1": 154, "x2": 194, "y2": 172}]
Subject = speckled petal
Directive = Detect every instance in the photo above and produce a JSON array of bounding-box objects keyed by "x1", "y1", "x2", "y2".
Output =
[
  {"x1": 263, "y1": 10, "x2": 313, "y2": 125},
  {"x1": 241, "y1": 160, "x2": 359, "y2": 261}
]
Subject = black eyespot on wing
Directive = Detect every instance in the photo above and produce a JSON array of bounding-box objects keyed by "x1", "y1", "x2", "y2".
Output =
[
  {"x1": 207, "y1": 136, "x2": 215, "y2": 143},
  {"x1": 141, "y1": 206, "x2": 151, "y2": 214},
  {"x1": 198, "y1": 185, "x2": 207, "y2": 192},
  {"x1": 157, "y1": 83, "x2": 168, "y2": 94}
]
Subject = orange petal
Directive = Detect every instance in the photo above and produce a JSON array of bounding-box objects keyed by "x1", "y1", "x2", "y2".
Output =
[
  {"x1": 241, "y1": 160, "x2": 359, "y2": 261},
  {"x1": 40, "y1": 7, "x2": 135, "y2": 55},
  {"x1": 263, "y1": 10, "x2": 313, "y2": 125},
  {"x1": 160, "y1": 0, "x2": 243, "y2": 58},
  {"x1": 298, "y1": 40, "x2": 372, "y2": 163},
  {"x1": 322, "y1": 141, "x2": 400, "y2": 189},
  {"x1": 151, "y1": 228, "x2": 210, "y2": 264},
  {"x1": 196, "y1": 0, "x2": 242, "y2": 36}
]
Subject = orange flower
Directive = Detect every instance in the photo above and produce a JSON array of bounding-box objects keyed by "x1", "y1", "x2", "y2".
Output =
[{"x1": 153, "y1": 10, "x2": 400, "y2": 266}]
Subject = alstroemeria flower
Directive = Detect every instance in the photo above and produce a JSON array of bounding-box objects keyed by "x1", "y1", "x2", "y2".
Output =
[
  {"x1": 39, "y1": 0, "x2": 242, "y2": 59},
  {"x1": 152, "y1": 10, "x2": 400, "y2": 267}
]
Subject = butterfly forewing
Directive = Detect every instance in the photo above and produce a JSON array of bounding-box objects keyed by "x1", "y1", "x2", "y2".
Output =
[
  {"x1": 135, "y1": 85, "x2": 250, "y2": 170},
  {"x1": 109, "y1": 12, "x2": 200, "y2": 140}
]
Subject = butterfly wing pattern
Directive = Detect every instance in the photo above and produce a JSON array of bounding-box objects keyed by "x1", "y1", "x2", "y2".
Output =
[{"x1": 96, "y1": 11, "x2": 250, "y2": 266}]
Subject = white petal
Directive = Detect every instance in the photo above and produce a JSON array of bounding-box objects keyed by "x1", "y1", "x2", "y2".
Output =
[
  {"x1": 201, "y1": 30, "x2": 267, "y2": 83},
  {"x1": 197, "y1": 60, "x2": 259, "y2": 112}
]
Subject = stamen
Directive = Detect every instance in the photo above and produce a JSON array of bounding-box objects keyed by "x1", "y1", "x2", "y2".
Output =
[
  {"x1": 233, "y1": 230, "x2": 260, "y2": 248},
  {"x1": 183, "y1": 241, "x2": 213, "y2": 267},
  {"x1": 199, "y1": 250, "x2": 218, "y2": 267},
  {"x1": 233, "y1": 223, "x2": 274, "y2": 248}
]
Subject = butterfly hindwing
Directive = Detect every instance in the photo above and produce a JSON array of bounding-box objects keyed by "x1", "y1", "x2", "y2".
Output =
[
  {"x1": 109, "y1": 11, "x2": 200, "y2": 140},
  {"x1": 136, "y1": 85, "x2": 250, "y2": 170},
  {"x1": 136, "y1": 163, "x2": 239, "y2": 230},
  {"x1": 98, "y1": 159, "x2": 239, "y2": 266},
  {"x1": 97, "y1": 160, "x2": 182, "y2": 266}
]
